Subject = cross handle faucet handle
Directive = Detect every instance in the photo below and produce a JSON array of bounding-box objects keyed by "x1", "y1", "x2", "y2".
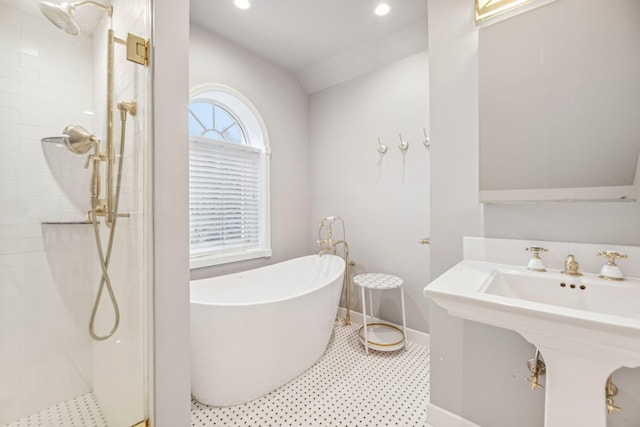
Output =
[
  {"x1": 597, "y1": 251, "x2": 628, "y2": 266},
  {"x1": 526, "y1": 246, "x2": 548, "y2": 258}
]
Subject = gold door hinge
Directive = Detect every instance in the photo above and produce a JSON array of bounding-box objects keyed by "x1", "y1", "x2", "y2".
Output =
[
  {"x1": 126, "y1": 33, "x2": 149, "y2": 66},
  {"x1": 131, "y1": 420, "x2": 148, "y2": 427}
]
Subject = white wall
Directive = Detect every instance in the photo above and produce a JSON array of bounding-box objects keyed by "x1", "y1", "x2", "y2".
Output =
[
  {"x1": 427, "y1": 1, "x2": 485, "y2": 422},
  {"x1": 309, "y1": 51, "x2": 430, "y2": 332},
  {"x1": 152, "y1": 0, "x2": 191, "y2": 426},
  {"x1": 0, "y1": 4, "x2": 96, "y2": 423},
  {"x1": 189, "y1": 26, "x2": 311, "y2": 278},
  {"x1": 428, "y1": 1, "x2": 640, "y2": 426}
]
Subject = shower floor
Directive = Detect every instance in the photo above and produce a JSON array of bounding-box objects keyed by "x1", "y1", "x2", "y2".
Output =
[
  {"x1": 191, "y1": 320, "x2": 430, "y2": 426},
  {"x1": 3, "y1": 392, "x2": 107, "y2": 427}
]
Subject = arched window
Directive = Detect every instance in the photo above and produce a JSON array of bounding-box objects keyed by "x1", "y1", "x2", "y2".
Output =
[{"x1": 188, "y1": 84, "x2": 271, "y2": 268}]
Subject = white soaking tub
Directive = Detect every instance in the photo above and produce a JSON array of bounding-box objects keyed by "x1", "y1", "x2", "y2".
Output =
[{"x1": 190, "y1": 254, "x2": 345, "y2": 406}]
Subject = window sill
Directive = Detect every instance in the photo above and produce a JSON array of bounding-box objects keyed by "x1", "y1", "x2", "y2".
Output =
[{"x1": 190, "y1": 248, "x2": 272, "y2": 269}]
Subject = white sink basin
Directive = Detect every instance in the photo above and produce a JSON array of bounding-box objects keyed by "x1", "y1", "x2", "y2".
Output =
[
  {"x1": 481, "y1": 268, "x2": 640, "y2": 318},
  {"x1": 424, "y1": 260, "x2": 640, "y2": 427}
]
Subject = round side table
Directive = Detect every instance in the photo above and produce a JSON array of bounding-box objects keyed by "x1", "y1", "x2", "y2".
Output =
[{"x1": 353, "y1": 273, "x2": 407, "y2": 354}]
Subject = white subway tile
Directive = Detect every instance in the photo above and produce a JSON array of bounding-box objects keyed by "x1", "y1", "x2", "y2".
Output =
[
  {"x1": 0, "y1": 120, "x2": 41, "y2": 139},
  {"x1": 0, "y1": 21, "x2": 21, "y2": 46},
  {"x1": 0, "y1": 281, "x2": 19, "y2": 298},
  {"x1": 0, "y1": 92, "x2": 38, "y2": 114},
  {"x1": 0, "y1": 47, "x2": 20, "y2": 66},
  {"x1": 0, "y1": 76, "x2": 20, "y2": 95},
  {"x1": 0, "y1": 237, "x2": 44, "y2": 255},
  {"x1": 0, "y1": 252, "x2": 47, "y2": 271},
  {"x1": 0, "y1": 227, "x2": 28, "y2": 248},
  {"x1": 0, "y1": 151, "x2": 32, "y2": 168},
  {"x1": 0, "y1": 140, "x2": 40, "y2": 157},
  {"x1": 0, "y1": 105, "x2": 19, "y2": 122},
  {"x1": 0, "y1": 266, "x2": 21, "y2": 286},
  {"x1": 19, "y1": 53, "x2": 42, "y2": 72},
  {"x1": 0, "y1": 63, "x2": 38, "y2": 84}
]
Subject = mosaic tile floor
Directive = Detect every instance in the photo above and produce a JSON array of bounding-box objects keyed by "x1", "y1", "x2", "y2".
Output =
[
  {"x1": 191, "y1": 321, "x2": 430, "y2": 426},
  {"x1": 3, "y1": 393, "x2": 107, "y2": 427}
]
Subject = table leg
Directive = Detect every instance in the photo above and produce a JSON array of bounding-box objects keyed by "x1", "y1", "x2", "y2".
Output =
[{"x1": 361, "y1": 285, "x2": 368, "y2": 354}]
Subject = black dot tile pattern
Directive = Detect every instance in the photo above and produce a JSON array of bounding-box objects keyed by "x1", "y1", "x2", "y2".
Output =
[
  {"x1": 3, "y1": 393, "x2": 108, "y2": 427},
  {"x1": 191, "y1": 321, "x2": 430, "y2": 426}
]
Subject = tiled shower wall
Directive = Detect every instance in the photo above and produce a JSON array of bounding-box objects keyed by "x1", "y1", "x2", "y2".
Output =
[
  {"x1": 90, "y1": 0, "x2": 150, "y2": 425},
  {"x1": 0, "y1": 2, "x2": 96, "y2": 424}
]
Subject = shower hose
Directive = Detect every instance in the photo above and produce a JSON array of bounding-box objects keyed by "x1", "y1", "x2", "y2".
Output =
[{"x1": 88, "y1": 108, "x2": 130, "y2": 341}]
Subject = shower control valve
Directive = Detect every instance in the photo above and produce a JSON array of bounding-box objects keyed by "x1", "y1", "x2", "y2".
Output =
[{"x1": 84, "y1": 152, "x2": 106, "y2": 169}]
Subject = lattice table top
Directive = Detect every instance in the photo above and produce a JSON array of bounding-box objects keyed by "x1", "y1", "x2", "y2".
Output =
[{"x1": 353, "y1": 273, "x2": 403, "y2": 290}]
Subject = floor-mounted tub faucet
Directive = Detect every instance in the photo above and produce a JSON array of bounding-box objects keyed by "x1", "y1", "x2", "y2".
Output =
[{"x1": 317, "y1": 216, "x2": 353, "y2": 325}]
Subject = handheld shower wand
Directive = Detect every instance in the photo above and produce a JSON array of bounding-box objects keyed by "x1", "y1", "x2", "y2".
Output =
[{"x1": 51, "y1": 102, "x2": 136, "y2": 341}]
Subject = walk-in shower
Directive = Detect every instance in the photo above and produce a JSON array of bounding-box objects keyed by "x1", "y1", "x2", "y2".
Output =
[
  {"x1": 2, "y1": 0, "x2": 151, "y2": 423},
  {"x1": 40, "y1": 0, "x2": 147, "y2": 341}
]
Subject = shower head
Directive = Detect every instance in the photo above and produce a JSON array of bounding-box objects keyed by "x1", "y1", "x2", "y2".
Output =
[
  {"x1": 39, "y1": 1, "x2": 113, "y2": 35},
  {"x1": 41, "y1": 126, "x2": 98, "y2": 154},
  {"x1": 61, "y1": 125, "x2": 99, "y2": 154},
  {"x1": 40, "y1": 2, "x2": 80, "y2": 35}
]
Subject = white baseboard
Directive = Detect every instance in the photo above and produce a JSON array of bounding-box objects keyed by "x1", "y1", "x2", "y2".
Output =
[
  {"x1": 336, "y1": 307, "x2": 430, "y2": 347},
  {"x1": 426, "y1": 402, "x2": 481, "y2": 427}
]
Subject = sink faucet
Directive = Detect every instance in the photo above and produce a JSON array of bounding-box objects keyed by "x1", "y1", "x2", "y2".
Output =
[{"x1": 561, "y1": 254, "x2": 583, "y2": 276}]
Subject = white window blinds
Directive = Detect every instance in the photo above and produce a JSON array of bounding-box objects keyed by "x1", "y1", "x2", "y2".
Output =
[{"x1": 189, "y1": 136, "x2": 262, "y2": 257}]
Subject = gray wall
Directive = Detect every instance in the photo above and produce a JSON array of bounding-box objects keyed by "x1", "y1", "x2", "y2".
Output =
[
  {"x1": 428, "y1": 0, "x2": 640, "y2": 426},
  {"x1": 309, "y1": 51, "x2": 430, "y2": 332},
  {"x1": 153, "y1": 0, "x2": 191, "y2": 425},
  {"x1": 189, "y1": 26, "x2": 311, "y2": 278}
]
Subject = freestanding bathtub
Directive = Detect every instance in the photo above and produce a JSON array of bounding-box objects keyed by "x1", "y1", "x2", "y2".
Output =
[{"x1": 190, "y1": 254, "x2": 345, "y2": 407}]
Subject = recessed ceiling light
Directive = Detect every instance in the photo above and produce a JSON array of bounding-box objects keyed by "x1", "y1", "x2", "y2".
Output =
[
  {"x1": 234, "y1": 0, "x2": 251, "y2": 10},
  {"x1": 374, "y1": 2, "x2": 391, "y2": 16}
]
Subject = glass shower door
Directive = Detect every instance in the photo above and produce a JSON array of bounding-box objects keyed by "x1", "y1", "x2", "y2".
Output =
[{"x1": 0, "y1": 0, "x2": 151, "y2": 425}]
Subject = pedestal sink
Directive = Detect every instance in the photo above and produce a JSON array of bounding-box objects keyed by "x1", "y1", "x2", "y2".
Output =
[{"x1": 424, "y1": 260, "x2": 640, "y2": 427}]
